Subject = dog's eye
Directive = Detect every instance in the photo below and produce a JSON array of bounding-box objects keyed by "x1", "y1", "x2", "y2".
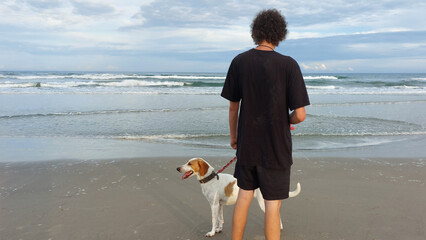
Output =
[{"x1": 188, "y1": 162, "x2": 191, "y2": 165}]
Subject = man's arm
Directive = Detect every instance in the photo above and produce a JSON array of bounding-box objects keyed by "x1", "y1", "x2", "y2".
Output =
[
  {"x1": 229, "y1": 101, "x2": 240, "y2": 149},
  {"x1": 290, "y1": 107, "x2": 306, "y2": 124}
]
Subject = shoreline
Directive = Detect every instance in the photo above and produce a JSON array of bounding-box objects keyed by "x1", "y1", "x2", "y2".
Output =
[
  {"x1": 1, "y1": 156, "x2": 425, "y2": 240},
  {"x1": 1, "y1": 134, "x2": 426, "y2": 163}
]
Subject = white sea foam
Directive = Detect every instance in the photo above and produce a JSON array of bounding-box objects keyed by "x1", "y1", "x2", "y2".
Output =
[
  {"x1": 42, "y1": 81, "x2": 97, "y2": 88},
  {"x1": 4, "y1": 73, "x2": 347, "y2": 81},
  {"x1": 307, "y1": 86, "x2": 426, "y2": 95},
  {"x1": 313, "y1": 100, "x2": 426, "y2": 106},
  {"x1": 13, "y1": 75, "x2": 69, "y2": 80},
  {"x1": 8, "y1": 74, "x2": 225, "y2": 80},
  {"x1": 293, "y1": 131, "x2": 426, "y2": 137},
  {"x1": 304, "y1": 76, "x2": 339, "y2": 80},
  {"x1": 135, "y1": 75, "x2": 224, "y2": 80},
  {"x1": 2, "y1": 72, "x2": 425, "y2": 96},
  {"x1": 411, "y1": 77, "x2": 426, "y2": 81},
  {"x1": 101, "y1": 80, "x2": 184, "y2": 87},
  {"x1": 300, "y1": 138, "x2": 396, "y2": 150},
  {"x1": 306, "y1": 85, "x2": 337, "y2": 90},
  {"x1": 0, "y1": 82, "x2": 37, "y2": 88},
  {"x1": 114, "y1": 133, "x2": 228, "y2": 141},
  {"x1": 0, "y1": 80, "x2": 186, "y2": 88},
  {"x1": 0, "y1": 106, "x2": 227, "y2": 119},
  {"x1": 394, "y1": 85, "x2": 421, "y2": 89}
]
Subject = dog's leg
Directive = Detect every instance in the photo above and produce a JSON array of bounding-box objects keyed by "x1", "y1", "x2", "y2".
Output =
[
  {"x1": 206, "y1": 193, "x2": 219, "y2": 237},
  {"x1": 215, "y1": 202, "x2": 224, "y2": 233},
  {"x1": 206, "y1": 203, "x2": 219, "y2": 237},
  {"x1": 254, "y1": 188, "x2": 283, "y2": 230}
]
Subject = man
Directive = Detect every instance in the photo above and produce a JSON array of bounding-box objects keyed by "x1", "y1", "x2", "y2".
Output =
[{"x1": 221, "y1": 9, "x2": 310, "y2": 240}]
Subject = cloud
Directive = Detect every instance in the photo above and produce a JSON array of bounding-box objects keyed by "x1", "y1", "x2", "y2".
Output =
[
  {"x1": 123, "y1": 0, "x2": 426, "y2": 35},
  {"x1": 128, "y1": 0, "x2": 258, "y2": 28},
  {"x1": 24, "y1": 0, "x2": 63, "y2": 9},
  {"x1": 1, "y1": 0, "x2": 426, "y2": 72},
  {"x1": 301, "y1": 63, "x2": 327, "y2": 71},
  {"x1": 279, "y1": 31, "x2": 426, "y2": 62},
  {"x1": 71, "y1": 1, "x2": 115, "y2": 16}
]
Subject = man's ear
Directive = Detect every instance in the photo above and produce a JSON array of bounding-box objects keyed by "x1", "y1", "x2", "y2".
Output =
[{"x1": 198, "y1": 159, "x2": 209, "y2": 177}]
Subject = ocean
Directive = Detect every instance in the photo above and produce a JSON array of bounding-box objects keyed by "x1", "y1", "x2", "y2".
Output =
[{"x1": 1, "y1": 72, "x2": 425, "y2": 162}]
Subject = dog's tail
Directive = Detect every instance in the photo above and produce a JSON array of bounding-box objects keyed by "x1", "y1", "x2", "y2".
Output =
[{"x1": 289, "y1": 182, "x2": 301, "y2": 198}]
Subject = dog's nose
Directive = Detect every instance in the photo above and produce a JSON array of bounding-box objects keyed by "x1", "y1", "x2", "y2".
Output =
[{"x1": 176, "y1": 167, "x2": 181, "y2": 172}]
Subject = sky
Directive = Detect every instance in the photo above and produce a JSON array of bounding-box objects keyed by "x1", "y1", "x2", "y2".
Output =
[{"x1": 1, "y1": 0, "x2": 426, "y2": 73}]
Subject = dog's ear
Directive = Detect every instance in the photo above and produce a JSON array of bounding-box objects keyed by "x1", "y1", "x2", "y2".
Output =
[{"x1": 198, "y1": 159, "x2": 209, "y2": 177}]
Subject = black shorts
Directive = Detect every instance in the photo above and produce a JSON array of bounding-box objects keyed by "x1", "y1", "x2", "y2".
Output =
[{"x1": 234, "y1": 162, "x2": 291, "y2": 200}]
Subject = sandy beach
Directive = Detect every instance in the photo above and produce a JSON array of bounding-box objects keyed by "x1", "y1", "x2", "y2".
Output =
[{"x1": 0, "y1": 156, "x2": 424, "y2": 240}]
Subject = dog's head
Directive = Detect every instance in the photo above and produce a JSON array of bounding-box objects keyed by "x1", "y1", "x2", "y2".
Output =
[{"x1": 177, "y1": 158, "x2": 212, "y2": 180}]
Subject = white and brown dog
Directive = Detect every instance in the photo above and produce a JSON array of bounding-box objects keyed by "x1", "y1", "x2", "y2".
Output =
[{"x1": 177, "y1": 157, "x2": 301, "y2": 237}]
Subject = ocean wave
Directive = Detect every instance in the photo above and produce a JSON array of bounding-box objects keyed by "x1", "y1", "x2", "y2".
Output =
[
  {"x1": 113, "y1": 130, "x2": 426, "y2": 141},
  {"x1": 0, "y1": 107, "x2": 226, "y2": 119},
  {"x1": 304, "y1": 75, "x2": 339, "y2": 80},
  {"x1": 101, "y1": 80, "x2": 184, "y2": 87},
  {"x1": 306, "y1": 85, "x2": 337, "y2": 90},
  {"x1": 313, "y1": 100, "x2": 426, "y2": 107},
  {"x1": 111, "y1": 131, "x2": 426, "y2": 150},
  {"x1": 139, "y1": 75, "x2": 225, "y2": 80},
  {"x1": 1, "y1": 87, "x2": 425, "y2": 95},
  {"x1": 0, "y1": 79, "x2": 226, "y2": 89},
  {"x1": 2, "y1": 72, "x2": 426, "y2": 96},
  {"x1": 112, "y1": 134, "x2": 230, "y2": 149},
  {"x1": 114, "y1": 133, "x2": 229, "y2": 141},
  {"x1": 2, "y1": 73, "x2": 225, "y2": 81},
  {"x1": 0, "y1": 82, "x2": 38, "y2": 88},
  {"x1": 0, "y1": 90, "x2": 223, "y2": 95},
  {"x1": 393, "y1": 85, "x2": 421, "y2": 89},
  {"x1": 0, "y1": 80, "x2": 186, "y2": 88},
  {"x1": 184, "y1": 81, "x2": 224, "y2": 87},
  {"x1": 2, "y1": 88, "x2": 424, "y2": 95},
  {"x1": 293, "y1": 131, "x2": 426, "y2": 137},
  {"x1": 296, "y1": 138, "x2": 397, "y2": 150},
  {"x1": 307, "y1": 86, "x2": 426, "y2": 95},
  {"x1": 115, "y1": 131, "x2": 426, "y2": 140}
]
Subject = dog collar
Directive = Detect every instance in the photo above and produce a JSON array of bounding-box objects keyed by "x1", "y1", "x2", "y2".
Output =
[{"x1": 199, "y1": 171, "x2": 219, "y2": 184}]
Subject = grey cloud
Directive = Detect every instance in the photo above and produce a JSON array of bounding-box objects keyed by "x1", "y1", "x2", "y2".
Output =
[
  {"x1": 128, "y1": 0, "x2": 260, "y2": 29},
  {"x1": 126, "y1": 0, "x2": 423, "y2": 29},
  {"x1": 5, "y1": 30, "x2": 424, "y2": 62},
  {"x1": 278, "y1": 0, "x2": 421, "y2": 27},
  {"x1": 279, "y1": 31, "x2": 426, "y2": 62},
  {"x1": 2, "y1": 30, "x2": 425, "y2": 72}
]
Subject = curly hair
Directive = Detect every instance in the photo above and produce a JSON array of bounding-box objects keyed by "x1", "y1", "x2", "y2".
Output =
[{"x1": 251, "y1": 9, "x2": 288, "y2": 46}]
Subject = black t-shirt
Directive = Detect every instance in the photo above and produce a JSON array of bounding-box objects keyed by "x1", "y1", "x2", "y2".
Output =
[{"x1": 221, "y1": 49, "x2": 310, "y2": 169}]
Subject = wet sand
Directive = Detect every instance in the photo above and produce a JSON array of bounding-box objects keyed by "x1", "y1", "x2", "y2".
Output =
[{"x1": 0, "y1": 156, "x2": 425, "y2": 240}]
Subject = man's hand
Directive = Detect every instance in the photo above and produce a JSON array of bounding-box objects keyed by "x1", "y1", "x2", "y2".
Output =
[
  {"x1": 290, "y1": 107, "x2": 306, "y2": 124},
  {"x1": 230, "y1": 137, "x2": 237, "y2": 149}
]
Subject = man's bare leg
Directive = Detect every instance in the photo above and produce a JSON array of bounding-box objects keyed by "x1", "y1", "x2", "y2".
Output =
[
  {"x1": 232, "y1": 189, "x2": 254, "y2": 240},
  {"x1": 264, "y1": 200, "x2": 282, "y2": 240}
]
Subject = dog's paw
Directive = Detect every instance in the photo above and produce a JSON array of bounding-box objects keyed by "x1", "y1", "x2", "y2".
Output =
[
  {"x1": 205, "y1": 231, "x2": 215, "y2": 237},
  {"x1": 215, "y1": 227, "x2": 223, "y2": 233}
]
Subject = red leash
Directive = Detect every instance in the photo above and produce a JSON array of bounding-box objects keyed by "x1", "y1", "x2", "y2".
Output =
[{"x1": 217, "y1": 156, "x2": 237, "y2": 173}]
